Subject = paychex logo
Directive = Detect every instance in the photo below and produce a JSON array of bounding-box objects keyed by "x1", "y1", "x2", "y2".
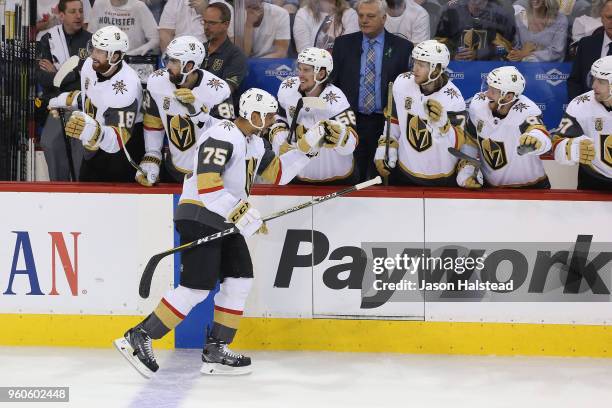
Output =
[
  {"x1": 2, "y1": 231, "x2": 81, "y2": 296},
  {"x1": 274, "y1": 231, "x2": 612, "y2": 308},
  {"x1": 535, "y1": 69, "x2": 569, "y2": 86},
  {"x1": 265, "y1": 64, "x2": 297, "y2": 82}
]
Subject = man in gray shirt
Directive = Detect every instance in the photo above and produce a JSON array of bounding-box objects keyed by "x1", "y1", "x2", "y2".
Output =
[{"x1": 202, "y1": 2, "x2": 248, "y2": 119}]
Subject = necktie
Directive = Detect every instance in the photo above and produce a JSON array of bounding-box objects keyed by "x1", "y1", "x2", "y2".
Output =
[{"x1": 363, "y1": 40, "x2": 377, "y2": 114}]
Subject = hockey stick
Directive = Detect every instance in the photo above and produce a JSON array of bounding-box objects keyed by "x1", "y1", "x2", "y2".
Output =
[
  {"x1": 383, "y1": 81, "x2": 394, "y2": 186},
  {"x1": 139, "y1": 176, "x2": 383, "y2": 298},
  {"x1": 52, "y1": 57, "x2": 80, "y2": 181},
  {"x1": 447, "y1": 146, "x2": 482, "y2": 169},
  {"x1": 116, "y1": 122, "x2": 147, "y2": 176},
  {"x1": 286, "y1": 97, "x2": 326, "y2": 144}
]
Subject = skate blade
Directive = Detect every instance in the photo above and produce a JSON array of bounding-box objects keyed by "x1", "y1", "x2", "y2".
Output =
[
  {"x1": 200, "y1": 362, "x2": 252, "y2": 376},
  {"x1": 113, "y1": 337, "x2": 156, "y2": 379}
]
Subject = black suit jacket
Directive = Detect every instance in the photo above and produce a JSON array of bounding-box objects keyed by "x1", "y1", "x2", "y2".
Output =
[
  {"x1": 568, "y1": 27, "x2": 605, "y2": 101},
  {"x1": 331, "y1": 30, "x2": 413, "y2": 113}
]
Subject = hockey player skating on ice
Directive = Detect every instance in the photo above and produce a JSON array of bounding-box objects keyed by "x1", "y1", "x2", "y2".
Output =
[
  {"x1": 272, "y1": 47, "x2": 359, "y2": 184},
  {"x1": 374, "y1": 40, "x2": 470, "y2": 186},
  {"x1": 552, "y1": 56, "x2": 612, "y2": 191},
  {"x1": 462, "y1": 66, "x2": 551, "y2": 189},
  {"x1": 48, "y1": 25, "x2": 144, "y2": 182},
  {"x1": 137, "y1": 35, "x2": 231, "y2": 186},
  {"x1": 115, "y1": 88, "x2": 331, "y2": 377}
]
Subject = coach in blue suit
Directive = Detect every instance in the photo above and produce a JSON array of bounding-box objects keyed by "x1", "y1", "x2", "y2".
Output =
[
  {"x1": 568, "y1": 1, "x2": 612, "y2": 101},
  {"x1": 331, "y1": 0, "x2": 413, "y2": 182}
]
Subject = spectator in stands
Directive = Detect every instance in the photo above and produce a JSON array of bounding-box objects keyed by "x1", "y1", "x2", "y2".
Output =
[
  {"x1": 436, "y1": 0, "x2": 516, "y2": 60},
  {"x1": 413, "y1": 0, "x2": 443, "y2": 39},
  {"x1": 567, "y1": 0, "x2": 612, "y2": 100},
  {"x1": 88, "y1": 0, "x2": 160, "y2": 56},
  {"x1": 202, "y1": 2, "x2": 248, "y2": 119},
  {"x1": 37, "y1": 0, "x2": 92, "y2": 181},
  {"x1": 140, "y1": 0, "x2": 167, "y2": 23},
  {"x1": 159, "y1": 0, "x2": 234, "y2": 53},
  {"x1": 516, "y1": 0, "x2": 589, "y2": 27},
  {"x1": 572, "y1": 0, "x2": 606, "y2": 43},
  {"x1": 265, "y1": 0, "x2": 300, "y2": 15},
  {"x1": 243, "y1": 0, "x2": 291, "y2": 58},
  {"x1": 384, "y1": 0, "x2": 430, "y2": 44},
  {"x1": 332, "y1": 0, "x2": 413, "y2": 181},
  {"x1": 293, "y1": 0, "x2": 359, "y2": 53},
  {"x1": 36, "y1": 0, "x2": 91, "y2": 39},
  {"x1": 509, "y1": 0, "x2": 567, "y2": 62}
]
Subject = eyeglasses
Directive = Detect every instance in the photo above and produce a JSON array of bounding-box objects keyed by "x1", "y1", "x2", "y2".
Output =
[{"x1": 203, "y1": 20, "x2": 227, "y2": 26}]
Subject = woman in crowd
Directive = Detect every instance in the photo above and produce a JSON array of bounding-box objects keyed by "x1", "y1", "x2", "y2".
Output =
[
  {"x1": 509, "y1": 0, "x2": 568, "y2": 62},
  {"x1": 293, "y1": 0, "x2": 359, "y2": 53}
]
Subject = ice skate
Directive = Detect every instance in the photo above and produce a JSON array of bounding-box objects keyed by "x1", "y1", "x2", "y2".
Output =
[
  {"x1": 200, "y1": 338, "x2": 252, "y2": 375},
  {"x1": 114, "y1": 327, "x2": 159, "y2": 378}
]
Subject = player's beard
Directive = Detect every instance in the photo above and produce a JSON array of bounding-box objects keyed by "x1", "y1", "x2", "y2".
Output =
[
  {"x1": 169, "y1": 71, "x2": 183, "y2": 85},
  {"x1": 92, "y1": 59, "x2": 112, "y2": 75}
]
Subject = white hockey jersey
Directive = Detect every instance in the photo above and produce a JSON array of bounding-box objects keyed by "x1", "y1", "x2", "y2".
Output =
[
  {"x1": 79, "y1": 57, "x2": 143, "y2": 154},
  {"x1": 552, "y1": 91, "x2": 612, "y2": 181},
  {"x1": 176, "y1": 120, "x2": 312, "y2": 226},
  {"x1": 143, "y1": 68, "x2": 231, "y2": 175},
  {"x1": 385, "y1": 72, "x2": 468, "y2": 183},
  {"x1": 467, "y1": 93, "x2": 550, "y2": 187},
  {"x1": 273, "y1": 77, "x2": 358, "y2": 182}
]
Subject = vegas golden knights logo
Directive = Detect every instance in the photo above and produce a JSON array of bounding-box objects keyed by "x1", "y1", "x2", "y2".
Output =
[
  {"x1": 601, "y1": 134, "x2": 612, "y2": 167},
  {"x1": 407, "y1": 115, "x2": 431, "y2": 152},
  {"x1": 84, "y1": 97, "x2": 97, "y2": 119},
  {"x1": 212, "y1": 59, "x2": 223, "y2": 72},
  {"x1": 404, "y1": 97, "x2": 412, "y2": 110},
  {"x1": 289, "y1": 106, "x2": 296, "y2": 119},
  {"x1": 84, "y1": 78, "x2": 90, "y2": 90},
  {"x1": 595, "y1": 118, "x2": 603, "y2": 132},
  {"x1": 167, "y1": 115, "x2": 195, "y2": 151},
  {"x1": 163, "y1": 97, "x2": 171, "y2": 111},
  {"x1": 461, "y1": 29, "x2": 487, "y2": 50},
  {"x1": 245, "y1": 158, "x2": 258, "y2": 195},
  {"x1": 480, "y1": 138, "x2": 508, "y2": 170},
  {"x1": 477, "y1": 120, "x2": 484, "y2": 134}
]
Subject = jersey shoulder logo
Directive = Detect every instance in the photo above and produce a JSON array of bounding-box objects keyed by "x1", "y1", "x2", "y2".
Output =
[
  {"x1": 112, "y1": 80, "x2": 127, "y2": 95},
  {"x1": 400, "y1": 72, "x2": 413, "y2": 79},
  {"x1": 575, "y1": 94, "x2": 590, "y2": 104},
  {"x1": 595, "y1": 118, "x2": 603, "y2": 131},
  {"x1": 323, "y1": 91, "x2": 340, "y2": 104},
  {"x1": 475, "y1": 92, "x2": 487, "y2": 101},
  {"x1": 207, "y1": 78, "x2": 224, "y2": 91},
  {"x1": 512, "y1": 102, "x2": 528, "y2": 112},
  {"x1": 152, "y1": 69, "x2": 166, "y2": 77},
  {"x1": 163, "y1": 97, "x2": 171, "y2": 111},
  {"x1": 444, "y1": 87, "x2": 459, "y2": 100},
  {"x1": 281, "y1": 78, "x2": 297, "y2": 89},
  {"x1": 222, "y1": 120, "x2": 235, "y2": 131}
]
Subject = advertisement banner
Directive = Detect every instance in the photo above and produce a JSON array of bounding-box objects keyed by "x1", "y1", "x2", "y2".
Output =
[{"x1": 0, "y1": 192, "x2": 174, "y2": 315}]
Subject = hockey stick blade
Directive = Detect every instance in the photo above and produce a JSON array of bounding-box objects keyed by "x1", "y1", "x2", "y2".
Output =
[
  {"x1": 517, "y1": 145, "x2": 536, "y2": 156},
  {"x1": 53, "y1": 55, "x2": 79, "y2": 88},
  {"x1": 138, "y1": 177, "x2": 382, "y2": 298},
  {"x1": 447, "y1": 147, "x2": 482, "y2": 169}
]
